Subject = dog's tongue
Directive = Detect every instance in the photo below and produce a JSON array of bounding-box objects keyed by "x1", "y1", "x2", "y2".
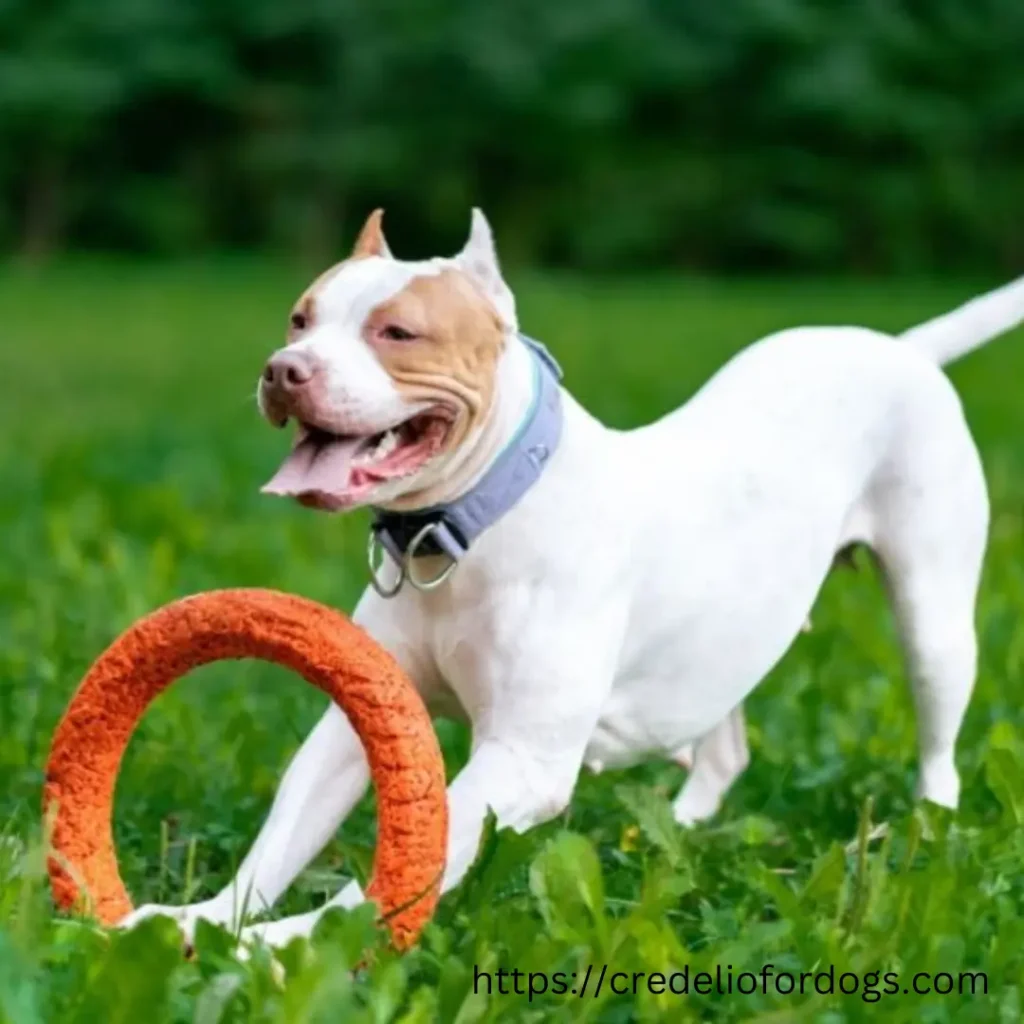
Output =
[{"x1": 261, "y1": 434, "x2": 364, "y2": 498}]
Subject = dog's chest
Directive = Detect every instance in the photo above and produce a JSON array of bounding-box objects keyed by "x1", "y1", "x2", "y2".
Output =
[{"x1": 418, "y1": 571, "x2": 539, "y2": 724}]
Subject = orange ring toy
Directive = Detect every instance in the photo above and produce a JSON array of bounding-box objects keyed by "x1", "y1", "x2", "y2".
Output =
[{"x1": 43, "y1": 587, "x2": 447, "y2": 950}]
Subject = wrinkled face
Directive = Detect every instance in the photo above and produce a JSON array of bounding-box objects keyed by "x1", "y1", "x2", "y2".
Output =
[{"x1": 258, "y1": 209, "x2": 516, "y2": 511}]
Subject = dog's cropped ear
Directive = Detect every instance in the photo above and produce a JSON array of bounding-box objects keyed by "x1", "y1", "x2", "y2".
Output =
[
  {"x1": 453, "y1": 208, "x2": 517, "y2": 329},
  {"x1": 351, "y1": 208, "x2": 393, "y2": 259}
]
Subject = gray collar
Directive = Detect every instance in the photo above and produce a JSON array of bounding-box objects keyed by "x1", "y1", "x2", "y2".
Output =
[{"x1": 368, "y1": 334, "x2": 563, "y2": 596}]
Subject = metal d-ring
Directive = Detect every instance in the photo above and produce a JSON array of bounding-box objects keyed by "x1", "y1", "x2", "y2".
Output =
[
  {"x1": 404, "y1": 522, "x2": 459, "y2": 593},
  {"x1": 367, "y1": 530, "x2": 405, "y2": 598}
]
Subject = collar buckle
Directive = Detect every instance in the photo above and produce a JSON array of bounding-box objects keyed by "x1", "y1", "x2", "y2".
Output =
[
  {"x1": 366, "y1": 529, "x2": 405, "y2": 598},
  {"x1": 404, "y1": 523, "x2": 460, "y2": 592},
  {"x1": 367, "y1": 521, "x2": 460, "y2": 598}
]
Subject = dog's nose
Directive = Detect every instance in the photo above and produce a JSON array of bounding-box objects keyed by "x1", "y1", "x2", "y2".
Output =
[{"x1": 263, "y1": 351, "x2": 315, "y2": 392}]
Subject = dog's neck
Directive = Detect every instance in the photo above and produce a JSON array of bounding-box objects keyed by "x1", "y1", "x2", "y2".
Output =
[{"x1": 377, "y1": 332, "x2": 538, "y2": 512}]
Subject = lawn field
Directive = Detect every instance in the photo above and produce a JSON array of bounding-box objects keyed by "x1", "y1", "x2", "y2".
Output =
[{"x1": 1, "y1": 261, "x2": 1023, "y2": 1022}]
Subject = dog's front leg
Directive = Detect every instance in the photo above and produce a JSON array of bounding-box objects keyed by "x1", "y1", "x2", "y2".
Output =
[
  {"x1": 238, "y1": 616, "x2": 621, "y2": 950},
  {"x1": 238, "y1": 734, "x2": 588, "y2": 949},
  {"x1": 439, "y1": 733, "x2": 585, "y2": 886},
  {"x1": 120, "y1": 587, "x2": 432, "y2": 938},
  {"x1": 119, "y1": 702, "x2": 370, "y2": 935}
]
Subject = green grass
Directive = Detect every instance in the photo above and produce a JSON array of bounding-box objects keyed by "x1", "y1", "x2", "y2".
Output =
[{"x1": 2, "y1": 260, "x2": 1024, "y2": 1022}]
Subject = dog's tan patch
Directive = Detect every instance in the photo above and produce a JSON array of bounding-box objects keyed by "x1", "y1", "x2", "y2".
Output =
[{"x1": 367, "y1": 270, "x2": 506, "y2": 455}]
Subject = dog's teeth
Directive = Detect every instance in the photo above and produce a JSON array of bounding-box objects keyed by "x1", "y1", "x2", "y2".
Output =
[
  {"x1": 358, "y1": 429, "x2": 399, "y2": 464},
  {"x1": 374, "y1": 429, "x2": 399, "y2": 459}
]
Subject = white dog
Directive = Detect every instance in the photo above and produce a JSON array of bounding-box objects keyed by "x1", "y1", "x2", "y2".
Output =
[{"x1": 124, "y1": 209, "x2": 1024, "y2": 947}]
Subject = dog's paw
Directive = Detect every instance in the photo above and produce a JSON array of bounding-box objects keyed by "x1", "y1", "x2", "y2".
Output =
[
  {"x1": 118, "y1": 898, "x2": 234, "y2": 942},
  {"x1": 673, "y1": 794, "x2": 721, "y2": 827},
  {"x1": 233, "y1": 933, "x2": 288, "y2": 985},
  {"x1": 238, "y1": 913, "x2": 317, "y2": 952}
]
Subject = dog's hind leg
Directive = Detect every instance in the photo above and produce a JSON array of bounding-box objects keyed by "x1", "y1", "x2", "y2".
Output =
[
  {"x1": 880, "y1": 550, "x2": 984, "y2": 808},
  {"x1": 871, "y1": 386, "x2": 989, "y2": 809},
  {"x1": 672, "y1": 706, "x2": 750, "y2": 825}
]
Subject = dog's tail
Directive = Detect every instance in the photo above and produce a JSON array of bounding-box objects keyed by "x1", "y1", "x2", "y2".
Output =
[{"x1": 900, "y1": 274, "x2": 1024, "y2": 366}]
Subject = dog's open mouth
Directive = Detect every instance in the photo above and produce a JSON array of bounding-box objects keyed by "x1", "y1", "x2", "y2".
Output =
[{"x1": 261, "y1": 411, "x2": 451, "y2": 511}]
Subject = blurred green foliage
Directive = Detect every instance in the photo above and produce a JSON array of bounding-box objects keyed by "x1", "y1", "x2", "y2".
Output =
[{"x1": 1, "y1": 0, "x2": 1022, "y2": 270}]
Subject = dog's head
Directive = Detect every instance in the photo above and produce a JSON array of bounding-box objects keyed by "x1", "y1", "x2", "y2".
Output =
[{"x1": 259, "y1": 209, "x2": 516, "y2": 511}]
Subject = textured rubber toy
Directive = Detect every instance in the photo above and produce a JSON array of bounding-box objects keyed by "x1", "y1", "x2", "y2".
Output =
[{"x1": 43, "y1": 588, "x2": 447, "y2": 949}]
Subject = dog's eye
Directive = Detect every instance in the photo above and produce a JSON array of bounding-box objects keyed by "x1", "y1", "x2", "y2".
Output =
[
  {"x1": 290, "y1": 311, "x2": 308, "y2": 331},
  {"x1": 380, "y1": 324, "x2": 417, "y2": 342}
]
